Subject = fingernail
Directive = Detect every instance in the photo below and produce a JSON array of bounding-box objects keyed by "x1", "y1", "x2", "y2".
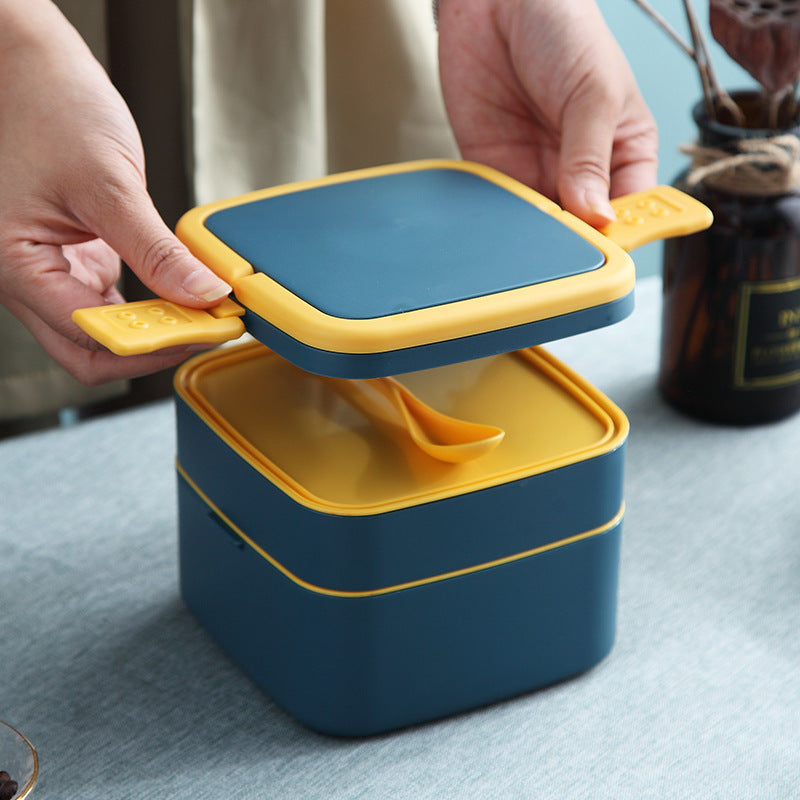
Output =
[
  {"x1": 586, "y1": 192, "x2": 617, "y2": 223},
  {"x1": 182, "y1": 269, "x2": 231, "y2": 302}
]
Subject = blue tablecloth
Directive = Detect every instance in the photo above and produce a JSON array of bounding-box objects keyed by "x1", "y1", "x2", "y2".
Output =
[{"x1": 1, "y1": 276, "x2": 798, "y2": 799}]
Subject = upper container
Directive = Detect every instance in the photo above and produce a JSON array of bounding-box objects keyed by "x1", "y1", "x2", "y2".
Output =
[{"x1": 73, "y1": 160, "x2": 712, "y2": 376}]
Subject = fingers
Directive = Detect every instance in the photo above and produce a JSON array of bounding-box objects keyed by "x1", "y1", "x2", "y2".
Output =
[
  {"x1": 0, "y1": 240, "x2": 118, "y2": 351},
  {"x1": 0, "y1": 228, "x2": 224, "y2": 385},
  {"x1": 557, "y1": 89, "x2": 659, "y2": 227},
  {"x1": 0, "y1": 0, "x2": 231, "y2": 386},
  {"x1": 78, "y1": 178, "x2": 231, "y2": 308},
  {"x1": 607, "y1": 140, "x2": 660, "y2": 200},
  {"x1": 557, "y1": 93, "x2": 619, "y2": 227},
  {"x1": 0, "y1": 288, "x2": 207, "y2": 385},
  {"x1": 442, "y1": 0, "x2": 659, "y2": 229}
]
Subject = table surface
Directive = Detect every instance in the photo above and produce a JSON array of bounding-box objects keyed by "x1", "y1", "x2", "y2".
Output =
[{"x1": 1, "y1": 276, "x2": 798, "y2": 799}]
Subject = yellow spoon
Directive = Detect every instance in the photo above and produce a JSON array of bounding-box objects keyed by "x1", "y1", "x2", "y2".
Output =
[{"x1": 323, "y1": 375, "x2": 505, "y2": 463}]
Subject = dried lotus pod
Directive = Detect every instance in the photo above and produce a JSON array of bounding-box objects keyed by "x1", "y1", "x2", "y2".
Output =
[{"x1": 710, "y1": 0, "x2": 800, "y2": 92}]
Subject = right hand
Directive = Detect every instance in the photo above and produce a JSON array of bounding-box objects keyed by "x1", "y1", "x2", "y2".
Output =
[{"x1": 437, "y1": 0, "x2": 659, "y2": 227}]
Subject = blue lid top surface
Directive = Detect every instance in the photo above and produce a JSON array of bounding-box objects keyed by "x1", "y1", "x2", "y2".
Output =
[{"x1": 204, "y1": 168, "x2": 605, "y2": 321}]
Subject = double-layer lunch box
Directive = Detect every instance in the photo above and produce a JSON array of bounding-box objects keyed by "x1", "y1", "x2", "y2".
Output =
[{"x1": 74, "y1": 160, "x2": 711, "y2": 736}]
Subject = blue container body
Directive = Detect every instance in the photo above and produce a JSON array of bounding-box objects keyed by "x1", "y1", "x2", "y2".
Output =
[{"x1": 175, "y1": 384, "x2": 625, "y2": 736}]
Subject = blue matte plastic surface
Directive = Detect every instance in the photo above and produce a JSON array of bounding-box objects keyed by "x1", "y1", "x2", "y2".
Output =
[
  {"x1": 204, "y1": 168, "x2": 606, "y2": 319},
  {"x1": 175, "y1": 387, "x2": 625, "y2": 735},
  {"x1": 175, "y1": 394, "x2": 625, "y2": 591},
  {"x1": 239, "y1": 291, "x2": 634, "y2": 378},
  {"x1": 179, "y1": 473, "x2": 621, "y2": 737}
]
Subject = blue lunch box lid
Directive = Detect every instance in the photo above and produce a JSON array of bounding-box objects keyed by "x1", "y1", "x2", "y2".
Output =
[
  {"x1": 178, "y1": 160, "x2": 635, "y2": 377},
  {"x1": 71, "y1": 160, "x2": 712, "y2": 373}
]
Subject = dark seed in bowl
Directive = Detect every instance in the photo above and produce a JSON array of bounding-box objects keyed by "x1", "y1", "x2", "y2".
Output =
[{"x1": 0, "y1": 770, "x2": 18, "y2": 800}]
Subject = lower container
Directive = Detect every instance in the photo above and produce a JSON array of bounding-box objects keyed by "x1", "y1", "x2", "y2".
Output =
[{"x1": 174, "y1": 341, "x2": 628, "y2": 736}]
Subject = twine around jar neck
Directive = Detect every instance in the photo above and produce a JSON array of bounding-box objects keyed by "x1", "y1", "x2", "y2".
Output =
[{"x1": 681, "y1": 134, "x2": 800, "y2": 196}]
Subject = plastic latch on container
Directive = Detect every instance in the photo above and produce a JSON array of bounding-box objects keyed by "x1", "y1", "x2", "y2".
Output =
[
  {"x1": 71, "y1": 297, "x2": 246, "y2": 356},
  {"x1": 600, "y1": 185, "x2": 714, "y2": 252}
]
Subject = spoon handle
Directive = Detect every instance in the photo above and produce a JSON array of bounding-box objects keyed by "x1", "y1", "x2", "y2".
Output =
[{"x1": 323, "y1": 375, "x2": 505, "y2": 463}]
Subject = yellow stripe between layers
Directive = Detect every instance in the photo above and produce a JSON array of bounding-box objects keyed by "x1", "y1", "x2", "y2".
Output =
[{"x1": 177, "y1": 460, "x2": 625, "y2": 599}]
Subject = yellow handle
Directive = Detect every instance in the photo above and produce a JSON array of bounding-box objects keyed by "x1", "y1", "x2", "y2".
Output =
[
  {"x1": 72, "y1": 185, "x2": 713, "y2": 357},
  {"x1": 600, "y1": 185, "x2": 713, "y2": 252},
  {"x1": 72, "y1": 297, "x2": 246, "y2": 355}
]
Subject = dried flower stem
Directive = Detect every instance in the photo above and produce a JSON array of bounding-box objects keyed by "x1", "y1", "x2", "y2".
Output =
[
  {"x1": 682, "y1": 0, "x2": 716, "y2": 114},
  {"x1": 630, "y1": 0, "x2": 693, "y2": 59},
  {"x1": 630, "y1": 0, "x2": 743, "y2": 124}
]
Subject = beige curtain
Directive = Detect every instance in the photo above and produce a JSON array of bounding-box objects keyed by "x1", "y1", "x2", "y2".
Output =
[
  {"x1": 188, "y1": 0, "x2": 456, "y2": 201},
  {"x1": 0, "y1": 0, "x2": 456, "y2": 424}
]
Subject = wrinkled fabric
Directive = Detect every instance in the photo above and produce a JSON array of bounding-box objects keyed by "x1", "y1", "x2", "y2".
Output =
[{"x1": 188, "y1": 0, "x2": 456, "y2": 201}]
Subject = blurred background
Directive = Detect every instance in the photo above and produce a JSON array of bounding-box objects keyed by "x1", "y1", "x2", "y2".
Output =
[
  {"x1": 599, "y1": 0, "x2": 751, "y2": 278},
  {"x1": 0, "y1": 1, "x2": 756, "y2": 436}
]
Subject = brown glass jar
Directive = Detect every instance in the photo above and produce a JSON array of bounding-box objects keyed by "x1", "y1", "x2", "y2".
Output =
[{"x1": 659, "y1": 94, "x2": 800, "y2": 424}]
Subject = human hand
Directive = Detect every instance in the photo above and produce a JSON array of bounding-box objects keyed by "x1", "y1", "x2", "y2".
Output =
[
  {"x1": 0, "y1": 0, "x2": 231, "y2": 385},
  {"x1": 437, "y1": 0, "x2": 659, "y2": 227}
]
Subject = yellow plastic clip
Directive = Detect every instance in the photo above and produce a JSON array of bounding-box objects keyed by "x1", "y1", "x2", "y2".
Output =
[
  {"x1": 72, "y1": 297, "x2": 246, "y2": 356},
  {"x1": 601, "y1": 185, "x2": 713, "y2": 252}
]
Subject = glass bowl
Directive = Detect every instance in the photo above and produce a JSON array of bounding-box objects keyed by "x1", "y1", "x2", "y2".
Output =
[{"x1": 0, "y1": 720, "x2": 37, "y2": 799}]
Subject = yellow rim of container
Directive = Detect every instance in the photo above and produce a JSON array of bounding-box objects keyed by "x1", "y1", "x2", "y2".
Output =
[
  {"x1": 174, "y1": 342, "x2": 629, "y2": 516},
  {"x1": 175, "y1": 159, "x2": 635, "y2": 354}
]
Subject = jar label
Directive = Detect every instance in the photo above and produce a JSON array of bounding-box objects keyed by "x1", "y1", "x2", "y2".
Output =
[{"x1": 734, "y1": 277, "x2": 800, "y2": 389}]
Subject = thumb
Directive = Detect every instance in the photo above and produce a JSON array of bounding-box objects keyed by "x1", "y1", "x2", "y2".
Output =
[
  {"x1": 86, "y1": 180, "x2": 230, "y2": 307},
  {"x1": 557, "y1": 94, "x2": 618, "y2": 228}
]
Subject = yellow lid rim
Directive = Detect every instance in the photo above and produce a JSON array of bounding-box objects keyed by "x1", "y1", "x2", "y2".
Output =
[
  {"x1": 177, "y1": 457, "x2": 625, "y2": 599},
  {"x1": 174, "y1": 342, "x2": 629, "y2": 516},
  {"x1": 176, "y1": 160, "x2": 635, "y2": 354}
]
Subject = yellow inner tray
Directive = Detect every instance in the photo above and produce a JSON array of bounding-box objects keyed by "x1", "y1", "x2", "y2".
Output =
[{"x1": 175, "y1": 342, "x2": 628, "y2": 514}]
